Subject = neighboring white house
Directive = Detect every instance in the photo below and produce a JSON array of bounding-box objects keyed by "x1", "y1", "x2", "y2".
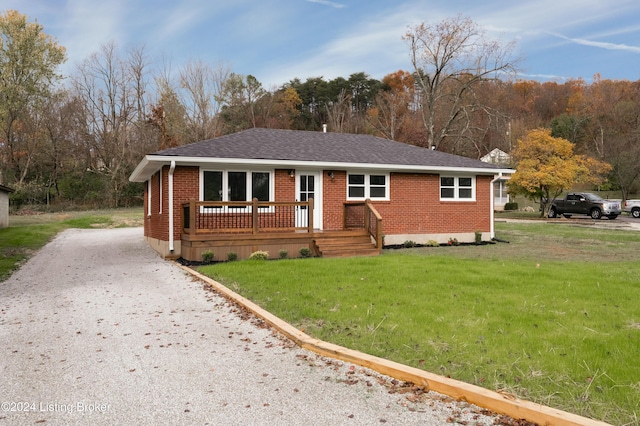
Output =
[
  {"x1": 0, "y1": 184, "x2": 14, "y2": 228},
  {"x1": 481, "y1": 148, "x2": 512, "y2": 211}
]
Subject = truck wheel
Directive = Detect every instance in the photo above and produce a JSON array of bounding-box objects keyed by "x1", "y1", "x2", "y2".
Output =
[
  {"x1": 590, "y1": 208, "x2": 602, "y2": 219},
  {"x1": 548, "y1": 207, "x2": 558, "y2": 218},
  {"x1": 632, "y1": 207, "x2": 640, "y2": 219}
]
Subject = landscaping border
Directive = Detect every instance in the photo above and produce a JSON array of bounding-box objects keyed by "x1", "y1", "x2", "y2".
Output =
[{"x1": 177, "y1": 263, "x2": 611, "y2": 426}]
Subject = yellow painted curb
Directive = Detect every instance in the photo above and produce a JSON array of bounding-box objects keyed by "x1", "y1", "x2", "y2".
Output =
[{"x1": 178, "y1": 264, "x2": 611, "y2": 426}]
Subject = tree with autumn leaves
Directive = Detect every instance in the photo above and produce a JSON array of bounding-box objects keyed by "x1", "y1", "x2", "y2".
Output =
[
  {"x1": 0, "y1": 10, "x2": 66, "y2": 186},
  {"x1": 3, "y1": 9, "x2": 640, "y2": 210},
  {"x1": 508, "y1": 129, "x2": 611, "y2": 217},
  {"x1": 403, "y1": 15, "x2": 518, "y2": 151}
]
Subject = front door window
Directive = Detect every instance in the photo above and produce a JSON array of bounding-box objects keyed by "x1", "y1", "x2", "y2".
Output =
[{"x1": 296, "y1": 172, "x2": 321, "y2": 229}]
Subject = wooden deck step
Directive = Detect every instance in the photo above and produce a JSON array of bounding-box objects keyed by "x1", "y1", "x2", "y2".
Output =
[{"x1": 313, "y1": 232, "x2": 380, "y2": 258}]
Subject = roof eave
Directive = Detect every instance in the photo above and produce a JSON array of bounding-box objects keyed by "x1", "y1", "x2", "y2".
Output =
[
  {"x1": 129, "y1": 155, "x2": 160, "y2": 182},
  {"x1": 129, "y1": 155, "x2": 514, "y2": 182}
]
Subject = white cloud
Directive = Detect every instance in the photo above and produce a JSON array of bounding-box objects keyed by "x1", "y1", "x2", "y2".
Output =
[
  {"x1": 258, "y1": 6, "x2": 414, "y2": 86},
  {"x1": 552, "y1": 34, "x2": 640, "y2": 54},
  {"x1": 5, "y1": 0, "x2": 640, "y2": 86},
  {"x1": 305, "y1": 0, "x2": 346, "y2": 9},
  {"x1": 516, "y1": 72, "x2": 573, "y2": 82}
]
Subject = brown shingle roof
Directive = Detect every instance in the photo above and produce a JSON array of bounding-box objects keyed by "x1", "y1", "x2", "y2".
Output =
[{"x1": 152, "y1": 128, "x2": 499, "y2": 170}]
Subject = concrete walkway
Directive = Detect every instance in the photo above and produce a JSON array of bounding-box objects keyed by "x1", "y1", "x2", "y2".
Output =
[{"x1": 0, "y1": 227, "x2": 499, "y2": 425}]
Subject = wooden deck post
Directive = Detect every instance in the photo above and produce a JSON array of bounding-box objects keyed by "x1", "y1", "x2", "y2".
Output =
[
  {"x1": 189, "y1": 200, "x2": 197, "y2": 234},
  {"x1": 307, "y1": 198, "x2": 314, "y2": 233},
  {"x1": 252, "y1": 198, "x2": 259, "y2": 234},
  {"x1": 364, "y1": 199, "x2": 371, "y2": 231},
  {"x1": 375, "y1": 216, "x2": 383, "y2": 250}
]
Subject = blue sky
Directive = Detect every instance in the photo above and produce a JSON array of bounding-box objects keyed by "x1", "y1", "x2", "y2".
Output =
[{"x1": 5, "y1": 0, "x2": 640, "y2": 89}]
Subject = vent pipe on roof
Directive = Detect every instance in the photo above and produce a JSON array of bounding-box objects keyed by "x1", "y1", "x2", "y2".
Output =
[{"x1": 322, "y1": 124, "x2": 327, "y2": 133}]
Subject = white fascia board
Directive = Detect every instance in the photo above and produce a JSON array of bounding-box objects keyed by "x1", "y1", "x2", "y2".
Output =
[
  {"x1": 129, "y1": 155, "x2": 514, "y2": 182},
  {"x1": 129, "y1": 155, "x2": 157, "y2": 182},
  {"x1": 129, "y1": 157, "x2": 148, "y2": 182}
]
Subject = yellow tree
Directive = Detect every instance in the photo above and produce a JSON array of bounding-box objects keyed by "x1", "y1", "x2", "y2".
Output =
[
  {"x1": 256, "y1": 86, "x2": 302, "y2": 129},
  {"x1": 509, "y1": 128, "x2": 611, "y2": 216}
]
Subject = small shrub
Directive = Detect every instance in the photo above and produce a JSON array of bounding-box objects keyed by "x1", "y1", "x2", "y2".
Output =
[
  {"x1": 475, "y1": 230, "x2": 483, "y2": 244},
  {"x1": 299, "y1": 247, "x2": 312, "y2": 258},
  {"x1": 249, "y1": 250, "x2": 269, "y2": 261},
  {"x1": 504, "y1": 202, "x2": 519, "y2": 211},
  {"x1": 226, "y1": 252, "x2": 238, "y2": 262},
  {"x1": 447, "y1": 238, "x2": 459, "y2": 246},
  {"x1": 201, "y1": 250, "x2": 214, "y2": 263},
  {"x1": 279, "y1": 249, "x2": 288, "y2": 259},
  {"x1": 426, "y1": 240, "x2": 439, "y2": 247},
  {"x1": 403, "y1": 240, "x2": 416, "y2": 248}
]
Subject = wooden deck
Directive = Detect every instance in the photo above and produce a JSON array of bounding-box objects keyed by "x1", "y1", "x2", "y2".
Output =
[{"x1": 179, "y1": 199, "x2": 382, "y2": 261}]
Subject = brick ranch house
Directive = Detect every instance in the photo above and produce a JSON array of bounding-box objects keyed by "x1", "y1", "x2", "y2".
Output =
[{"x1": 129, "y1": 128, "x2": 513, "y2": 261}]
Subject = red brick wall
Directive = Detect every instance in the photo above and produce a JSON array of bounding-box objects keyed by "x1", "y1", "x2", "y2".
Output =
[
  {"x1": 371, "y1": 173, "x2": 491, "y2": 234},
  {"x1": 275, "y1": 169, "x2": 295, "y2": 201},
  {"x1": 146, "y1": 168, "x2": 163, "y2": 241},
  {"x1": 144, "y1": 165, "x2": 199, "y2": 243},
  {"x1": 321, "y1": 171, "x2": 491, "y2": 233},
  {"x1": 170, "y1": 166, "x2": 199, "y2": 241},
  {"x1": 323, "y1": 170, "x2": 347, "y2": 230},
  {"x1": 145, "y1": 166, "x2": 492, "y2": 243}
]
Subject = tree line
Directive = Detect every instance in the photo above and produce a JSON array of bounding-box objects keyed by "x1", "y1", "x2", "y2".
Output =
[{"x1": 1, "y1": 10, "x2": 639, "y2": 210}]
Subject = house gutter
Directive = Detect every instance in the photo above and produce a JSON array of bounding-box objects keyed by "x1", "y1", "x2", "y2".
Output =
[
  {"x1": 168, "y1": 160, "x2": 176, "y2": 253},
  {"x1": 490, "y1": 172, "x2": 503, "y2": 239},
  {"x1": 129, "y1": 155, "x2": 513, "y2": 183}
]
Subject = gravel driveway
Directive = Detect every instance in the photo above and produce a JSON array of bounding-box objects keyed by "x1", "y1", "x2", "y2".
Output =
[{"x1": 0, "y1": 227, "x2": 500, "y2": 425}]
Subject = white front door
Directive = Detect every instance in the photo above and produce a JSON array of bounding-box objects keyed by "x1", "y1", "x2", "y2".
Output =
[{"x1": 296, "y1": 171, "x2": 322, "y2": 229}]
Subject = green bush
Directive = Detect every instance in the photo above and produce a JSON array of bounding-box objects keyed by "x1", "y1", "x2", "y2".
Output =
[
  {"x1": 402, "y1": 240, "x2": 416, "y2": 248},
  {"x1": 504, "y1": 202, "x2": 519, "y2": 211},
  {"x1": 248, "y1": 250, "x2": 269, "y2": 261},
  {"x1": 279, "y1": 249, "x2": 288, "y2": 259},
  {"x1": 299, "y1": 247, "x2": 312, "y2": 258},
  {"x1": 201, "y1": 250, "x2": 214, "y2": 263},
  {"x1": 58, "y1": 171, "x2": 108, "y2": 207},
  {"x1": 226, "y1": 252, "x2": 238, "y2": 262},
  {"x1": 9, "y1": 182, "x2": 49, "y2": 209}
]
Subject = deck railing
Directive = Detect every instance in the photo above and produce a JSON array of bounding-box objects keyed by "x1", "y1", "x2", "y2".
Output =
[
  {"x1": 344, "y1": 200, "x2": 383, "y2": 249},
  {"x1": 182, "y1": 198, "x2": 314, "y2": 235}
]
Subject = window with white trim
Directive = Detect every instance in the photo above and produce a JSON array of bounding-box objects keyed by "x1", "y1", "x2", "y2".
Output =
[
  {"x1": 347, "y1": 173, "x2": 389, "y2": 200},
  {"x1": 440, "y1": 176, "x2": 475, "y2": 201},
  {"x1": 201, "y1": 170, "x2": 273, "y2": 204}
]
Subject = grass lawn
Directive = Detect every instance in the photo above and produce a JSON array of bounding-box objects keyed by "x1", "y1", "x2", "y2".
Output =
[
  {"x1": 0, "y1": 208, "x2": 143, "y2": 281},
  {"x1": 200, "y1": 222, "x2": 640, "y2": 425}
]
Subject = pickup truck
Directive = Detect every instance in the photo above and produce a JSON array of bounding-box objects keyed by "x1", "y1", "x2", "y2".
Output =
[
  {"x1": 548, "y1": 192, "x2": 621, "y2": 220},
  {"x1": 624, "y1": 199, "x2": 640, "y2": 218}
]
